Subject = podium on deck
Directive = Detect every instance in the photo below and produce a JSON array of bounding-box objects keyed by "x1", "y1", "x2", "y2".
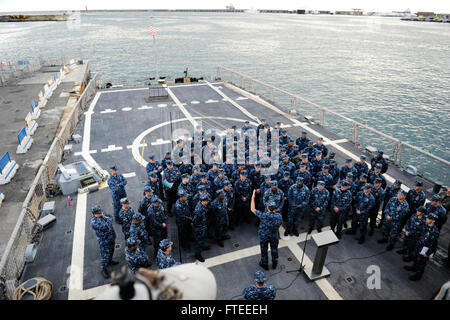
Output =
[{"x1": 304, "y1": 230, "x2": 340, "y2": 281}]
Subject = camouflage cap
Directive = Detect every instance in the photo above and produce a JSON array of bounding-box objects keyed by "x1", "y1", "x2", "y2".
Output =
[
  {"x1": 417, "y1": 206, "x2": 427, "y2": 214},
  {"x1": 120, "y1": 197, "x2": 129, "y2": 205},
  {"x1": 132, "y1": 212, "x2": 144, "y2": 221},
  {"x1": 317, "y1": 181, "x2": 325, "y2": 187},
  {"x1": 427, "y1": 213, "x2": 438, "y2": 221},
  {"x1": 143, "y1": 186, "x2": 153, "y2": 193},
  {"x1": 270, "y1": 181, "x2": 278, "y2": 187},
  {"x1": 159, "y1": 239, "x2": 173, "y2": 250},
  {"x1": 126, "y1": 237, "x2": 140, "y2": 247},
  {"x1": 296, "y1": 177, "x2": 304, "y2": 184},
  {"x1": 91, "y1": 205, "x2": 102, "y2": 214},
  {"x1": 431, "y1": 194, "x2": 441, "y2": 202},
  {"x1": 254, "y1": 270, "x2": 266, "y2": 283}
]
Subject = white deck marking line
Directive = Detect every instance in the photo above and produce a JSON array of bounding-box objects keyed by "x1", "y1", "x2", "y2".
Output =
[
  {"x1": 205, "y1": 99, "x2": 219, "y2": 104},
  {"x1": 138, "y1": 105, "x2": 153, "y2": 110},
  {"x1": 74, "y1": 150, "x2": 96, "y2": 156},
  {"x1": 151, "y1": 139, "x2": 171, "y2": 146},
  {"x1": 172, "y1": 103, "x2": 187, "y2": 107},
  {"x1": 280, "y1": 124, "x2": 292, "y2": 128},
  {"x1": 205, "y1": 80, "x2": 260, "y2": 123},
  {"x1": 236, "y1": 96, "x2": 248, "y2": 100},
  {"x1": 191, "y1": 101, "x2": 200, "y2": 104},
  {"x1": 122, "y1": 107, "x2": 132, "y2": 111},
  {"x1": 157, "y1": 103, "x2": 168, "y2": 108},
  {"x1": 100, "y1": 145, "x2": 123, "y2": 153},
  {"x1": 324, "y1": 138, "x2": 349, "y2": 146},
  {"x1": 224, "y1": 82, "x2": 410, "y2": 192},
  {"x1": 123, "y1": 172, "x2": 136, "y2": 178},
  {"x1": 126, "y1": 142, "x2": 147, "y2": 149},
  {"x1": 165, "y1": 86, "x2": 198, "y2": 127},
  {"x1": 68, "y1": 191, "x2": 87, "y2": 300},
  {"x1": 100, "y1": 108, "x2": 116, "y2": 114}
]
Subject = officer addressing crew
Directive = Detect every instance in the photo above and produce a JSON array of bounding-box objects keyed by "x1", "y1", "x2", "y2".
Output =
[
  {"x1": 308, "y1": 181, "x2": 330, "y2": 234},
  {"x1": 125, "y1": 236, "x2": 151, "y2": 274},
  {"x1": 242, "y1": 270, "x2": 276, "y2": 300},
  {"x1": 157, "y1": 239, "x2": 181, "y2": 269},
  {"x1": 251, "y1": 190, "x2": 283, "y2": 270},
  {"x1": 378, "y1": 189, "x2": 409, "y2": 251},
  {"x1": 263, "y1": 180, "x2": 284, "y2": 215},
  {"x1": 90, "y1": 205, "x2": 118, "y2": 279},
  {"x1": 107, "y1": 166, "x2": 128, "y2": 223},
  {"x1": 285, "y1": 177, "x2": 310, "y2": 237}
]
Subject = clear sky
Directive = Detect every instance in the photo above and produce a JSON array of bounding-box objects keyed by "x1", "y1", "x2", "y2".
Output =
[{"x1": 0, "y1": 0, "x2": 449, "y2": 13}]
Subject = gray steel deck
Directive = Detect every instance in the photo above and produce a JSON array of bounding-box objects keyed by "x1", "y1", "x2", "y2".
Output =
[{"x1": 20, "y1": 81, "x2": 450, "y2": 300}]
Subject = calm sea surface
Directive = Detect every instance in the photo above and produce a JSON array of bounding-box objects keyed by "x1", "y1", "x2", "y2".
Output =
[{"x1": 0, "y1": 11, "x2": 449, "y2": 184}]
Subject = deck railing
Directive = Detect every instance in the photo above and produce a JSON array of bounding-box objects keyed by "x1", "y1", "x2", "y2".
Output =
[
  {"x1": 0, "y1": 72, "x2": 98, "y2": 300},
  {"x1": 217, "y1": 66, "x2": 449, "y2": 186}
]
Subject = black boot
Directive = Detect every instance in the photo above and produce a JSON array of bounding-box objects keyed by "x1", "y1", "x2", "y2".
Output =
[
  {"x1": 403, "y1": 256, "x2": 413, "y2": 262},
  {"x1": 336, "y1": 232, "x2": 342, "y2": 239},
  {"x1": 409, "y1": 273, "x2": 422, "y2": 281},
  {"x1": 101, "y1": 268, "x2": 110, "y2": 279},
  {"x1": 284, "y1": 230, "x2": 289, "y2": 237},
  {"x1": 358, "y1": 236, "x2": 365, "y2": 244},
  {"x1": 396, "y1": 248, "x2": 407, "y2": 255},
  {"x1": 259, "y1": 261, "x2": 269, "y2": 270},
  {"x1": 109, "y1": 260, "x2": 119, "y2": 266},
  {"x1": 272, "y1": 261, "x2": 278, "y2": 269},
  {"x1": 293, "y1": 229, "x2": 299, "y2": 237},
  {"x1": 378, "y1": 238, "x2": 388, "y2": 244},
  {"x1": 195, "y1": 254, "x2": 205, "y2": 262},
  {"x1": 386, "y1": 244, "x2": 394, "y2": 251},
  {"x1": 203, "y1": 245, "x2": 211, "y2": 251},
  {"x1": 404, "y1": 265, "x2": 416, "y2": 272},
  {"x1": 217, "y1": 240, "x2": 224, "y2": 247},
  {"x1": 317, "y1": 228, "x2": 322, "y2": 233},
  {"x1": 345, "y1": 228, "x2": 356, "y2": 235},
  {"x1": 307, "y1": 227, "x2": 313, "y2": 234}
]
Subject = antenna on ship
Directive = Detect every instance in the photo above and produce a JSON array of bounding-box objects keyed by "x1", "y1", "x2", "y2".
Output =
[{"x1": 148, "y1": 25, "x2": 159, "y2": 80}]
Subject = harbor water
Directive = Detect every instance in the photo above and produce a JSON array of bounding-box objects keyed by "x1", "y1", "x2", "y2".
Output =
[{"x1": 0, "y1": 11, "x2": 449, "y2": 184}]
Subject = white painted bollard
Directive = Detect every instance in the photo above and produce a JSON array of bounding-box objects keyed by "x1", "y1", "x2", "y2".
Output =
[
  {"x1": 43, "y1": 84, "x2": 52, "y2": 100},
  {"x1": 38, "y1": 90, "x2": 47, "y2": 108},
  {"x1": 16, "y1": 127, "x2": 33, "y2": 154},
  {"x1": 0, "y1": 152, "x2": 19, "y2": 185},
  {"x1": 25, "y1": 112, "x2": 38, "y2": 136},
  {"x1": 30, "y1": 99, "x2": 40, "y2": 120}
]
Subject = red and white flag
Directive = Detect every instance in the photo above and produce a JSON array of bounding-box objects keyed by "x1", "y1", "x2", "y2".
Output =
[{"x1": 148, "y1": 25, "x2": 157, "y2": 37}]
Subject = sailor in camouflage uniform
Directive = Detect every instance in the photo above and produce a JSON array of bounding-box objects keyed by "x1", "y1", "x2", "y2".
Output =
[
  {"x1": 404, "y1": 213, "x2": 440, "y2": 281},
  {"x1": 402, "y1": 181, "x2": 426, "y2": 230},
  {"x1": 90, "y1": 205, "x2": 118, "y2": 279},
  {"x1": 397, "y1": 206, "x2": 427, "y2": 262},
  {"x1": 156, "y1": 239, "x2": 181, "y2": 269},
  {"x1": 192, "y1": 193, "x2": 210, "y2": 262},
  {"x1": 354, "y1": 155, "x2": 369, "y2": 180},
  {"x1": 263, "y1": 180, "x2": 285, "y2": 214},
  {"x1": 242, "y1": 270, "x2": 276, "y2": 300},
  {"x1": 174, "y1": 190, "x2": 193, "y2": 249},
  {"x1": 378, "y1": 189, "x2": 409, "y2": 251},
  {"x1": 368, "y1": 178, "x2": 385, "y2": 236},
  {"x1": 162, "y1": 160, "x2": 180, "y2": 216},
  {"x1": 278, "y1": 171, "x2": 294, "y2": 221},
  {"x1": 118, "y1": 197, "x2": 135, "y2": 240},
  {"x1": 346, "y1": 183, "x2": 375, "y2": 244},
  {"x1": 147, "y1": 197, "x2": 168, "y2": 256},
  {"x1": 308, "y1": 181, "x2": 330, "y2": 234},
  {"x1": 285, "y1": 177, "x2": 310, "y2": 236},
  {"x1": 125, "y1": 237, "x2": 151, "y2": 274},
  {"x1": 296, "y1": 130, "x2": 311, "y2": 152},
  {"x1": 107, "y1": 166, "x2": 128, "y2": 222},
  {"x1": 129, "y1": 212, "x2": 148, "y2": 251},
  {"x1": 211, "y1": 189, "x2": 230, "y2": 247},
  {"x1": 330, "y1": 180, "x2": 352, "y2": 239},
  {"x1": 425, "y1": 194, "x2": 447, "y2": 230},
  {"x1": 251, "y1": 190, "x2": 283, "y2": 270},
  {"x1": 146, "y1": 154, "x2": 163, "y2": 178},
  {"x1": 234, "y1": 170, "x2": 253, "y2": 225}
]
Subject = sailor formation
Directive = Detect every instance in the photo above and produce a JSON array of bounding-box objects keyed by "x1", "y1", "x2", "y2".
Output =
[{"x1": 90, "y1": 119, "x2": 448, "y2": 299}]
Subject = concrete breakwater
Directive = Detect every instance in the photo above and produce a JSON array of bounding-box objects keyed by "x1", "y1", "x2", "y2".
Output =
[{"x1": 0, "y1": 14, "x2": 68, "y2": 22}]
